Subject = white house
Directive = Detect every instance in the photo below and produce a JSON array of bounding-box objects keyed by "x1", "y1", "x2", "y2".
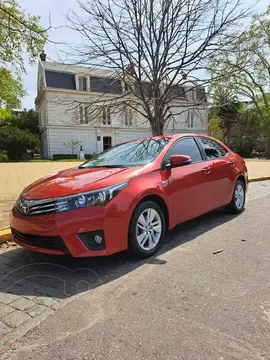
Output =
[{"x1": 35, "y1": 55, "x2": 208, "y2": 158}]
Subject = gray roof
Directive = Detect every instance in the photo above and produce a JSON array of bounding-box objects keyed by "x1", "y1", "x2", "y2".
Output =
[{"x1": 45, "y1": 71, "x2": 76, "y2": 90}]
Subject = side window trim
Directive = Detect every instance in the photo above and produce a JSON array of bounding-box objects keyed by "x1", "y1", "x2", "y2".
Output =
[
  {"x1": 193, "y1": 137, "x2": 208, "y2": 161},
  {"x1": 161, "y1": 136, "x2": 203, "y2": 168}
]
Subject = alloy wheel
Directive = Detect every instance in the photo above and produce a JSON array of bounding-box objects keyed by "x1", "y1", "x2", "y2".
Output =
[
  {"x1": 136, "y1": 208, "x2": 162, "y2": 251},
  {"x1": 234, "y1": 183, "x2": 245, "y2": 209}
]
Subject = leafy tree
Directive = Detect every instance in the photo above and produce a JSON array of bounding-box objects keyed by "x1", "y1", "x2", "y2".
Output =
[
  {"x1": 209, "y1": 86, "x2": 243, "y2": 141},
  {"x1": 0, "y1": 108, "x2": 39, "y2": 134},
  {"x1": 209, "y1": 6, "x2": 270, "y2": 155},
  {"x1": 0, "y1": 0, "x2": 47, "y2": 71},
  {"x1": 0, "y1": 67, "x2": 25, "y2": 107},
  {"x1": 0, "y1": 107, "x2": 12, "y2": 120},
  {"x1": 226, "y1": 109, "x2": 262, "y2": 157},
  {"x1": 16, "y1": 109, "x2": 39, "y2": 134},
  {"x1": 0, "y1": 125, "x2": 39, "y2": 160},
  {"x1": 63, "y1": 139, "x2": 83, "y2": 156},
  {"x1": 208, "y1": 118, "x2": 225, "y2": 142},
  {"x1": 0, "y1": 0, "x2": 47, "y2": 116}
]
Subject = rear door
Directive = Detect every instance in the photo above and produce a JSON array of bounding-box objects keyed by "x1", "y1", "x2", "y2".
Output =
[
  {"x1": 195, "y1": 136, "x2": 235, "y2": 207},
  {"x1": 163, "y1": 137, "x2": 215, "y2": 225}
]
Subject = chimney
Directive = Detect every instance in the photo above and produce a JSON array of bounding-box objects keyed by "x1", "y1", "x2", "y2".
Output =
[{"x1": 40, "y1": 50, "x2": 46, "y2": 61}]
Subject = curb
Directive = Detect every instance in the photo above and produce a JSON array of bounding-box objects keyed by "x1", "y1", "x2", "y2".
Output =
[
  {"x1": 0, "y1": 176, "x2": 270, "y2": 244},
  {"x1": 248, "y1": 176, "x2": 270, "y2": 183},
  {"x1": 0, "y1": 228, "x2": 12, "y2": 244}
]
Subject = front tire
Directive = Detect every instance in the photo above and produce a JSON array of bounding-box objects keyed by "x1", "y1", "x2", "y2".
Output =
[
  {"x1": 225, "y1": 180, "x2": 245, "y2": 214},
  {"x1": 128, "y1": 201, "x2": 166, "y2": 258}
]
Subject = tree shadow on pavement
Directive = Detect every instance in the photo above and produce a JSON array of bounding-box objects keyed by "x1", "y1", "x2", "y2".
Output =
[{"x1": 0, "y1": 209, "x2": 241, "y2": 300}]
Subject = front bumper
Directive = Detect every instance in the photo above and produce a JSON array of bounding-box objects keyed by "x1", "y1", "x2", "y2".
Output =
[{"x1": 10, "y1": 195, "x2": 132, "y2": 257}]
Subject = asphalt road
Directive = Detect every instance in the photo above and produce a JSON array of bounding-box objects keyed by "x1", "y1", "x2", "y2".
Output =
[{"x1": 2, "y1": 181, "x2": 270, "y2": 360}]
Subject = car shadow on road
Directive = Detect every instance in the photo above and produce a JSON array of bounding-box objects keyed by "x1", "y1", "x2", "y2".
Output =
[{"x1": 0, "y1": 209, "x2": 241, "y2": 300}]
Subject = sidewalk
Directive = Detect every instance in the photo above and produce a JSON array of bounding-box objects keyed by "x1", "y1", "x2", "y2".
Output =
[
  {"x1": 0, "y1": 160, "x2": 270, "y2": 229},
  {"x1": 244, "y1": 159, "x2": 270, "y2": 180},
  {"x1": 0, "y1": 162, "x2": 79, "y2": 230}
]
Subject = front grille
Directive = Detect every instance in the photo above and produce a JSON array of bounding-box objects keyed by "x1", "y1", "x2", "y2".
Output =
[
  {"x1": 11, "y1": 228, "x2": 68, "y2": 252},
  {"x1": 16, "y1": 196, "x2": 56, "y2": 216}
]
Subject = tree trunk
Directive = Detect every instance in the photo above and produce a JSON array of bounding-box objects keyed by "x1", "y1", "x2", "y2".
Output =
[
  {"x1": 150, "y1": 119, "x2": 164, "y2": 136},
  {"x1": 150, "y1": 99, "x2": 165, "y2": 136},
  {"x1": 265, "y1": 133, "x2": 270, "y2": 159}
]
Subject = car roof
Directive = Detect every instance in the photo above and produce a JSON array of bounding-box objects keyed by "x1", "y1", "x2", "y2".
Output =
[{"x1": 133, "y1": 133, "x2": 208, "y2": 141}]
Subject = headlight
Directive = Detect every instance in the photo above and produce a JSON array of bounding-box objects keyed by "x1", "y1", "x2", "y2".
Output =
[{"x1": 55, "y1": 181, "x2": 128, "y2": 213}]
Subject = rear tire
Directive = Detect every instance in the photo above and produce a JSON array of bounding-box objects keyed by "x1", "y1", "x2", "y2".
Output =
[
  {"x1": 225, "y1": 180, "x2": 245, "y2": 214},
  {"x1": 128, "y1": 201, "x2": 166, "y2": 258}
]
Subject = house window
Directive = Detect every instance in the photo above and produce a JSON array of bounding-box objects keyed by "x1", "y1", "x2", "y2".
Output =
[
  {"x1": 171, "y1": 85, "x2": 185, "y2": 98},
  {"x1": 125, "y1": 108, "x2": 133, "y2": 127},
  {"x1": 78, "y1": 76, "x2": 87, "y2": 91},
  {"x1": 196, "y1": 86, "x2": 206, "y2": 102},
  {"x1": 84, "y1": 106, "x2": 89, "y2": 124},
  {"x1": 90, "y1": 76, "x2": 122, "y2": 94},
  {"x1": 187, "y1": 112, "x2": 194, "y2": 128},
  {"x1": 79, "y1": 105, "x2": 89, "y2": 124},
  {"x1": 102, "y1": 107, "x2": 111, "y2": 125}
]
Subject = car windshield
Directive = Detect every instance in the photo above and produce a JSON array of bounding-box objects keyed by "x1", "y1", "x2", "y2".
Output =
[{"x1": 80, "y1": 138, "x2": 171, "y2": 168}]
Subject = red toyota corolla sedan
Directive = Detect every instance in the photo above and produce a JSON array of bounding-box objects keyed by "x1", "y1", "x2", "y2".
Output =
[{"x1": 10, "y1": 134, "x2": 248, "y2": 258}]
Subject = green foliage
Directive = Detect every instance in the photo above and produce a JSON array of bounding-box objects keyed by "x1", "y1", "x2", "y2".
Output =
[
  {"x1": 0, "y1": 0, "x2": 47, "y2": 72},
  {"x1": 84, "y1": 153, "x2": 96, "y2": 160},
  {"x1": 225, "y1": 109, "x2": 263, "y2": 157},
  {"x1": 0, "y1": 108, "x2": 39, "y2": 134},
  {"x1": 208, "y1": 118, "x2": 225, "y2": 142},
  {"x1": 0, "y1": 67, "x2": 25, "y2": 107},
  {"x1": 63, "y1": 140, "x2": 83, "y2": 155},
  {"x1": 16, "y1": 109, "x2": 39, "y2": 134},
  {"x1": 209, "y1": 86, "x2": 243, "y2": 140},
  {"x1": 0, "y1": 125, "x2": 39, "y2": 160},
  {"x1": 52, "y1": 154, "x2": 78, "y2": 160},
  {"x1": 0, "y1": 152, "x2": 8, "y2": 161},
  {"x1": 209, "y1": 6, "x2": 270, "y2": 155},
  {"x1": 0, "y1": 107, "x2": 12, "y2": 120}
]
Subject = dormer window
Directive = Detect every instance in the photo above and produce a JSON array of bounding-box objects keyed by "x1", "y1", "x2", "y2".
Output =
[{"x1": 78, "y1": 76, "x2": 87, "y2": 91}]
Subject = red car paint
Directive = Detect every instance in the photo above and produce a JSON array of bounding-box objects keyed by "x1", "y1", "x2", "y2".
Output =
[{"x1": 10, "y1": 134, "x2": 248, "y2": 257}]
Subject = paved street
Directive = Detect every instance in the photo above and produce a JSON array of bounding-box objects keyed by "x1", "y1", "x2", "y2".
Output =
[
  {"x1": 0, "y1": 181, "x2": 270, "y2": 359},
  {"x1": 0, "y1": 160, "x2": 270, "y2": 229}
]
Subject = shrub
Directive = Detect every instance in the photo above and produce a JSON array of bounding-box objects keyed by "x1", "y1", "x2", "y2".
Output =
[
  {"x1": 84, "y1": 153, "x2": 96, "y2": 159},
  {"x1": 0, "y1": 126, "x2": 39, "y2": 160},
  {"x1": 52, "y1": 154, "x2": 78, "y2": 160},
  {"x1": 0, "y1": 153, "x2": 8, "y2": 161}
]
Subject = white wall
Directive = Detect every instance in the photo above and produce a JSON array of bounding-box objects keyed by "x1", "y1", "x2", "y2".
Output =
[
  {"x1": 41, "y1": 90, "x2": 207, "y2": 158},
  {"x1": 46, "y1": 127, "x2": 153, "y2": 158},
  {"x1": 45, "y1": 90, "x2": 207, "y2": 132}
]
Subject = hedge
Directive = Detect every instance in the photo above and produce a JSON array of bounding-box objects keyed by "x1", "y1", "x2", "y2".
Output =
[
  {"x1": 84, "y1": 153, "x2": 96, "y2": 160},
  {"x1": 52, "y1": 154, "x2": 78, "y2": 160},
  {"x1": 0, "y1": 153, "x2": 8, "y2": 162}
]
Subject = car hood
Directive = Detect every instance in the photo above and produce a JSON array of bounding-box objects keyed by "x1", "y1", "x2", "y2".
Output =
[{"x1": 22, "y1": 166, "x2": 145, "y2": 200}]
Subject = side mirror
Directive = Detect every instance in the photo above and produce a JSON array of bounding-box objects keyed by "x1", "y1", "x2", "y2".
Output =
[{"x1": 167, "y1": 155, "x2": 192, "y2": 169}]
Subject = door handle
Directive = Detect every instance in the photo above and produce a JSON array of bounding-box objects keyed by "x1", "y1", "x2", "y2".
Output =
[
  {"x1": 201, "y1": 167, "x2": 211, "y2": 174},
  {"x1": 229, "y1": 160, "x2": 235, "y2": 167}
]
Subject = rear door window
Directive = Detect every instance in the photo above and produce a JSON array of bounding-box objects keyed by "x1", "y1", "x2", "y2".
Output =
[{"x1": 197, "y1": 137, "x2": 228, "y2": 160}]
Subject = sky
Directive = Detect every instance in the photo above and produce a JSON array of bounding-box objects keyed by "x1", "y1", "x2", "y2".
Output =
[{"x1": 19, "y1": 0, "x2": 269, "y2": 109}]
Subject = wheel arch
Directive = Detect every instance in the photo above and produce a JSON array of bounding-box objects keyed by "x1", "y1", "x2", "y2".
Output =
[
  {"x1": 236, "y1": 174, "x2": 246, "y2": 190},
  {"x1": 136, "y1": 194, "x2": 170, "y2": 231}
]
